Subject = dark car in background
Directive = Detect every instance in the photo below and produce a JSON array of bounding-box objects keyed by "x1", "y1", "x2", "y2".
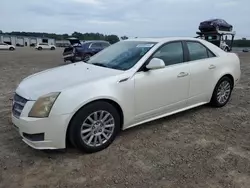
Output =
[
  {"x1": 199, "y1": 19, "x2": 233, "y2": 32},
  {"x1": 63, "y1": 38, "x2": 110, "y2": 62}
]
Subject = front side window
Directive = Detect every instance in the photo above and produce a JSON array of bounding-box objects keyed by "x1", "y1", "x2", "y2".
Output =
[
  {"x1": 87, "y1": 41, "x2": 157, "y2": 71},
  {"x1": 186, "y1": 42, "x2": 215, "y2": 61},
  {"x1": 151, "y1": 42, "x2": 184, "y2": 66}
]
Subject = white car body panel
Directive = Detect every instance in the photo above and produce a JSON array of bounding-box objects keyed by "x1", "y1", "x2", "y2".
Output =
[
  {"x1": 35, "y1": 44, "x2": 56, "y2": 50},
  {"x1": 133, "y1": 62, "x2": 190, "y2": 124},
  {"x1": 0, "y1": 43, "x2": 15, "y2": 50},
  {"x1": 12, "y1": 37, "x2": 241, "y2": 150}
]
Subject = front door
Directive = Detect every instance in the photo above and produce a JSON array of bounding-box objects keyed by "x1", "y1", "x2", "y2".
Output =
[
  {"x1": 134, "y1": 41, "x2": 190, "y2": 122},
  {"x1": 0, "y1": 43, "x2": 8, "y2": 49}
]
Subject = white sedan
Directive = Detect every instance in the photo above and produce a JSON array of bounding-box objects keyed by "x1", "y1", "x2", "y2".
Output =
[
  {"x1": 35, "y1": 43, "x2": 56, "y2": 50},
  {"x1": 12, "y1": 37, "x2": 241, "y2": 153},
  {"x1": 0, "y1": 43, "x2": 15, "y2": 50}
]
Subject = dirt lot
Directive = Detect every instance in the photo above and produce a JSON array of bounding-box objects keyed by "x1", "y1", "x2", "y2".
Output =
[{"x1": 0, "y1": 48, "x2": 250, "y2": 188}]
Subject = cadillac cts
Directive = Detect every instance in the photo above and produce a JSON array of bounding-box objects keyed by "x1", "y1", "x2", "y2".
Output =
[{"x1": 11, "y1": 37, "x2": 241, "y2": 153}]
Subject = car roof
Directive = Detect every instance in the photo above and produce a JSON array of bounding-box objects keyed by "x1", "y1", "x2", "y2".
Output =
[{"x1": 125, "y1": 37, "x2": 204, "y2": 43}]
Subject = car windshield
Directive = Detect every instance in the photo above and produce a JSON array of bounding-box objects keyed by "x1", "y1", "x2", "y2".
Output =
[{"x1": 87, "y1": 41, "x2": 157, "y2": 71}]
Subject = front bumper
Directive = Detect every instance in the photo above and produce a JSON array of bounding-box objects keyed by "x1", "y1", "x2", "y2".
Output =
[{"x1": 12, "y1": 113, "x2": 71, "y2": 150}]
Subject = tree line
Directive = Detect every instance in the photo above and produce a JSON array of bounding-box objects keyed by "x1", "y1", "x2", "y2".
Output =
[
  {"x1": 0, "y1": 30, "x2": 249, "y2": 47},
  {"x1": 232, "y1": 39, "x2": 250, "y2": 47},
  {"x1": 0, "y1": 31, "x2": 128, "y2": 44}
]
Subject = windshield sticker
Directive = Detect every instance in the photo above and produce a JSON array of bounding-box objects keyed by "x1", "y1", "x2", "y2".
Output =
[{"x1": 136, "y1": 44, "x2": 154, "y2": 48}]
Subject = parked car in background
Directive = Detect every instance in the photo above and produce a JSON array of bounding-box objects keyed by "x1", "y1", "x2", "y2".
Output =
[
  {"x1": 0, "y1": 43, "x2": 15, "y2": 50},
  {"x1": 30, "y1": 43, "x2": 36, "y2": 47},
  {"x1": 199, "y1": 19, "x2": 233, "y2": 32},
  {"x1": 16, "y1": 43, "x2": 24, "y2": 47},
  {"x1": 12, "y1": 37, "x2": 241, "y2": 153},
  {"x1": 242, "y1": 48, "x2": 249, "y2": 53},
  {"x1": 35, "y1": 43, "x2": 56, "y2": 50},
  {"x1": 63, "y1": 40, "x2": 110, "y2": 62}
]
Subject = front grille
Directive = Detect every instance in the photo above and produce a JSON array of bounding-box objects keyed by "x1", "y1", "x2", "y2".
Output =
[{"x1": 12, "y1": 93, "x2": 28, "y2": 118}]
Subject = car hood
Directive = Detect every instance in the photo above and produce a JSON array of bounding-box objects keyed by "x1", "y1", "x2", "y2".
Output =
[{"x1": 16, "y1": 62, "x2": 123, "y2": 100}]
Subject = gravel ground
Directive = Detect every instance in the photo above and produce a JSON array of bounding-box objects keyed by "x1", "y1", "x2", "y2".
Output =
[{"x1": 0, "y1": 48, "x2": 250, "y2": 188}]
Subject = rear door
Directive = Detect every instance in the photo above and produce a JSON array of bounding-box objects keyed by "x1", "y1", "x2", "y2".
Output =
[
  {"x1": 184, "y1": 40, "x2": 218, "y2": 105},
  {"x1": 44, "y1": 44, "x2": 50, "y2": 49}
]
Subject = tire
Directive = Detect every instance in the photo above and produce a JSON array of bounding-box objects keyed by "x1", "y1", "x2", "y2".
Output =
[
  {"x1": 210, "y1": 76, "x2": 233, "y2": 107},
  {"x1": 68, "y1": 101, "x2": 121, "y2": 153},
  {"x1": 9, "y1": 47, "x2": 14, "y2": 51},
  {"x1": 51, "y1": 47, "x2": 55, "y2": 50},
  {"x1": 38, "y1": 47, "x2": 42, "y2": 50}
]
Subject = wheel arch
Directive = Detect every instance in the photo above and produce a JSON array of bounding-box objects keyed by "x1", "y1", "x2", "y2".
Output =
[
  {"x1": 65, "y1": 98, "x2": 124, "y2": 143},
  {"x1": 210, "y1": 73, "x2": 234, "y2": 100},
  {"x1": 219, "y1": 74, "x2": 234, "y2": 87}
]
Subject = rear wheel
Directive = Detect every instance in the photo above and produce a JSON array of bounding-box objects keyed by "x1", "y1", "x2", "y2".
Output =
[
  {"x1": 38, "y1": 47, "x2": 42, "y2": 50},
  {"x1": 210, "y1": 76, "x2": 233, "y2": 107},
  {"x1": 51, "y1": 47, "x2": 55, "y2": 50},
  {"x1": 68, "y1": 101, "x2": 121, "y2": 153},
  {"x1": 9, "y1": 47, "x2": 14, "y2": 51}
]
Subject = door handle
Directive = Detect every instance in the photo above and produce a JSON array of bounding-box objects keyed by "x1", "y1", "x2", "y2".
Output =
[
  {"x1": 177, "y1": 72, "x2": 189, "y2": 78},
  {"x1": 209, "y1": 64, "x2": 216, "y2": 69}
]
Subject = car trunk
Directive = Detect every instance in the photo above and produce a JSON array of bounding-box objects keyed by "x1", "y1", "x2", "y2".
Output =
[
  {"x1": 63, "y1": 38, "x2": 81, "y2": 55},
  {"x1": 63, "y1": 46, "x2": 74, "y2": 55}
]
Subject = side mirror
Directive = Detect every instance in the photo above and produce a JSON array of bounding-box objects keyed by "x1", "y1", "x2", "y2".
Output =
[{"x1": 146, "y1": 58, "x2": 165, "y2": 70}]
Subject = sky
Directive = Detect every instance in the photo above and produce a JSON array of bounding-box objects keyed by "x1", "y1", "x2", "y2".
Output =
[{"x1": 1, "y1": 0, "x2": 249, "y2": 38}]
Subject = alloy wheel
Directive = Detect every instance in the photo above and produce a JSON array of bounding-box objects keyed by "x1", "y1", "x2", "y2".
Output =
[
  {"x1": 80, "y1": 110, "x2": 115, "y2": 147},
  {"x1": 217, "y1": 80, "x2": 231, "y2": 104}
]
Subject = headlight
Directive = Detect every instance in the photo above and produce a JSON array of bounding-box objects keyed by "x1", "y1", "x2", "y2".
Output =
[{"x1": 28, "y1": 92, "x2": 60, "y2": 118}]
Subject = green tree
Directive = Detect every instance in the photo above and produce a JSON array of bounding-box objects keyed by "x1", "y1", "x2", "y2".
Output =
[{"x1": 105, "y1": 35, "x2": 120, "y2": 44}]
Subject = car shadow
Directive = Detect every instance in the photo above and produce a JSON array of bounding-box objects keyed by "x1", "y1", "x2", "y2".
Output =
[
  {"x1": 26, "y1": 104, "x2": 211, "y2": 157},
  {"x1": 120, "y1": 104, "x2": 210, "y2": 136}
]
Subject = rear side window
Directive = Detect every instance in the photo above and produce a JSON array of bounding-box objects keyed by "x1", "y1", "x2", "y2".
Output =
[
  {"x1": 208, "y1": 50, "x2": 215, "y2": 58},
  {"x1": 186, "y1": 41, "x2": 215, "y2": 61}
]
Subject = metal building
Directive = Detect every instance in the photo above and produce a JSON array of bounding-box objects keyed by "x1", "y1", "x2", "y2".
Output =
[{"x1": 0, "y1": 34, "x2": 55, "y2": 47}]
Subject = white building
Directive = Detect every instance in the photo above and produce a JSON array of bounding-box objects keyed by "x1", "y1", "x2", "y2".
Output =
[{"x1": 0, "y1": 34, "x2": 55, "y2": 46}]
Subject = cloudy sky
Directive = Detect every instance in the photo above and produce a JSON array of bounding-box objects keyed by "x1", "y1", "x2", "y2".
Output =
[{"x1": 1, "y1": 0, "x2": 249, "y2": 38}]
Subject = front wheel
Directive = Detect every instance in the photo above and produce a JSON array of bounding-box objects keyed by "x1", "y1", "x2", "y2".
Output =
[
  {"x1": 68, "y1": 101, "x2": 121, "y2": 153},
  {"x1": 9, "y1": 47, "x2": 15, "y2": 51},
  {"x1": 51, "y1": 47, "x2": 55, "y2": 50},
  {"x1": 38, "y1": 47, "x2": 42, "y2": 50},
  {"x1": 210, "y1": 76, "x2": 233, "y2": 107}
]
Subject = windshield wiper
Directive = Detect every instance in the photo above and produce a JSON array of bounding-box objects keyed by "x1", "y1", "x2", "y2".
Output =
[{"x1": 91, "y1": 63, "x2": 108, "y2": 68}]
